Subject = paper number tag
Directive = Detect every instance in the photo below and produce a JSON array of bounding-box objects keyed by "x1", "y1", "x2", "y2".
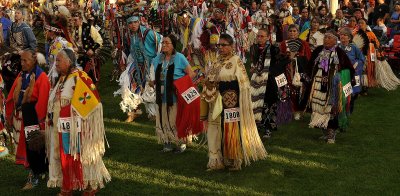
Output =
[
  {"x1": 355, "y1": 76, "x2": 361, "y2": 87},
  {"x1": 353, "y1": 62, "x2": 358, "y2": 69},
  {"x1": 370, "y1": 53, "x2": 375, "y2": 62},
  {"x1": 24, "y1": 125, "x2": 39, "y2": 137},
  {"x1": 343, "y1": 82, "x2": 353, "y2": 97},
  {"x1": 275, "y1": 74, "x2": 288, "y2": 87},
  {"x1": 224, "y1": 108, "x2": 240, "y2": 123},
  {"x1": 181, "y1": 87, "x2": 200, "y2": 104},
  {"x1": 58, "y1": 117, "x2": 81, "y2": 133}
]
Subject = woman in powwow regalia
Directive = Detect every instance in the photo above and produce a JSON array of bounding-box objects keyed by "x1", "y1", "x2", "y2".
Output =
[
  {"x1": 152, "y1": 34, "x2": 202, "y2": 153},
  {"x1": 46, "y1": 49, "x2": 110, "y2": 195},
  {"x1": 202, "y1": 34, "x2": 267, "y2": 171},
  {"x1": 355, "y1": 19, "x2": 400, "y2": 92},
  {"x1": 249, "y1": 28, "x2": 279, "y2": 138},
  {"x1": 338, "y1": 28, "x2": 365, "y2": 114},
  {"x1": 307, "y1": 30, "x2": 354, "y2": 144},
  {"x1": 279, "y1": 24, "x2": 311, "y2": 121}
]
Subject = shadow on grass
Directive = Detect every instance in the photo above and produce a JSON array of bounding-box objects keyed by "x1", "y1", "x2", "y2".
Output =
[
  {"x1": 0, "y1": 156, "x2": 59, "y2": 196},
  {"x1": 102, "y1": 160, "x2": 271, "y2": 195},
  {"x1": 102, "y1": 124, "x2": 345, "y2": 195}
]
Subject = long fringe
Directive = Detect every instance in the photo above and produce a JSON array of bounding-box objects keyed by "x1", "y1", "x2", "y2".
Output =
[
  {"x1": 223, "y1": 122, "x2": 242, "y2": 164},
  {"x1": 309, "y1": 112, "x2": 330, "y2": 129},
  {"x1": 309, "y1": 69, "x2": 332, "y2": 129},
  {"x1": 375, "y1": 60, "x2": 400, "y2": 91},
  {"x1": 119, "y1": 89, "x2": 142, "y2": 113},
  {"x1": 46, "y1": 103, "x2": 63, "y2": 188},
  {"x1": 113, "y1": 66, "x2": 143, "y2": 113},
  {"x1": 236, "y1": 64, "x2": 268, "y2": 166},
  {"x1": 155, "y1": 104, "x2": 178, "y2": 144},
  {"x1": 69, "y1": 104, "x2": 111, "y2": 190}
]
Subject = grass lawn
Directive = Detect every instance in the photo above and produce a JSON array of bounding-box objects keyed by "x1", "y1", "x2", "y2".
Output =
[{"x1": 1, "y1": 61, "x2": 400, "y2": 195}]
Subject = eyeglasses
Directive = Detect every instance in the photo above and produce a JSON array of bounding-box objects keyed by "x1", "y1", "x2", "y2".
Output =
[
  {"x1": 162, "y1": 42, "x2": 172, "y2": 45},
  {"x1": 289, "y1": 30, "x2": 298, "y2": 32},
  {"x1": 216, "y1": 43, "x2": 230, "y2": 47}
]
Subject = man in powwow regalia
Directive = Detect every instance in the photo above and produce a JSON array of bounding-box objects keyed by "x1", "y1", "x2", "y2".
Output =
[
  {"x1": 5, "y1": 49, "x2": 50, "y2": 189},
  {"x1": 115, "y1": 10, "x2": 162, "y2": 122},
  {"x1": 71, "y1": 11, "x2": 103, "y2": 84}
]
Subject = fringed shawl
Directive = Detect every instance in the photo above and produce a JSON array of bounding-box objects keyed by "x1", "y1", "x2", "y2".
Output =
[
  {"x1": 65, "y1": 71, "x2": 110, "y2": 189},
  {"x1": 232, "y1": 56, "x2": 268, "y2": 166}
]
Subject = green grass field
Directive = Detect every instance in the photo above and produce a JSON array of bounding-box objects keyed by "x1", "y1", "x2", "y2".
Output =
[{"x1": 1, "y1": 61, "x2": 400, "y2": 195}]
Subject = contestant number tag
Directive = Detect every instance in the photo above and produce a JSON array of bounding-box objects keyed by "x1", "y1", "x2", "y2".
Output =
[
  {"x1": 275, "y1": 74, "x2": 288, "y2": 87},
  {"x1": 224, "y1": 108, "x2": 240, "y2": 123},
  {"x1": 353, "y1": 62, "x2": 358, "y2": 69},
  {"x1": 58, "y1": 117, "x2": 81, "y2": 133},
  {"x1": 181, "y1": 87, "x2": 200, "y2": 104},
  {"x1": 370, "y1": 53, "x2": 375, "y2": 62},
  {"x1": 343, "y1": 82, "x2": 353, "y2": 97},
  {"x1": 355, "y1": 76, "x2": 361, "y2": 87},
  {"x1": 25, "y1": 125, "x2": 39, "y2": 136}
]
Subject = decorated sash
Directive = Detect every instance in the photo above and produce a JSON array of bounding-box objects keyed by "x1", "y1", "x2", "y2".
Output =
[{"x1": 338, "y1": 69, "x2": 352, "y2": 129}]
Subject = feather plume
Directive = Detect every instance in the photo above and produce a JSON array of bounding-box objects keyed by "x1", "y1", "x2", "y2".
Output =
[
  {"x1": 352, "y1": 34, "x2": 365, "y2": 50},
  {"x1": 36, "y1": 52, "x2": 46, "y2": 65},
  {"x1": 353, "y1": 31, "x2": 369, "y2": 55}
]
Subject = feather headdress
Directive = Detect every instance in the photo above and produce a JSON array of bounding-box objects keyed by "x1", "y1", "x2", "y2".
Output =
[{"x1": 42, "y1": 5, "x2": 72, "y2": 43}]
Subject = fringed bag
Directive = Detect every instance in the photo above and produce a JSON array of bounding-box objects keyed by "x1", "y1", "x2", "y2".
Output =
[{"x1": 292, "y1": 58, "x2": 302, "y2": 87}]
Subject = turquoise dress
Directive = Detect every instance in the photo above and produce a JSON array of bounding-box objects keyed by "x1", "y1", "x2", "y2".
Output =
[{"x1": 153, "y1": 52, "x2": 189, "y2": 103}]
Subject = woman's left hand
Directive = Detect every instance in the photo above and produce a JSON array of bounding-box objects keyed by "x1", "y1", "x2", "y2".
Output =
[{"x1": 185, "y1": 65, "x2": 196, "y2": 79}]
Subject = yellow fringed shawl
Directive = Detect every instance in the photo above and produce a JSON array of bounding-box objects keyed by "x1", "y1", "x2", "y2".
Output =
[
  {"x1": 233, "y1": 56, "x2": 268, "y2": 165},
  {"x1": 65, "y1": 71, "x2": 110, "y2": 189}
]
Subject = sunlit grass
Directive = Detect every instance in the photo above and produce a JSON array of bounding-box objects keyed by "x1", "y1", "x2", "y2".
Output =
[{"x1": 105, "y1": 160, "x2": 269, "y2": 195}]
